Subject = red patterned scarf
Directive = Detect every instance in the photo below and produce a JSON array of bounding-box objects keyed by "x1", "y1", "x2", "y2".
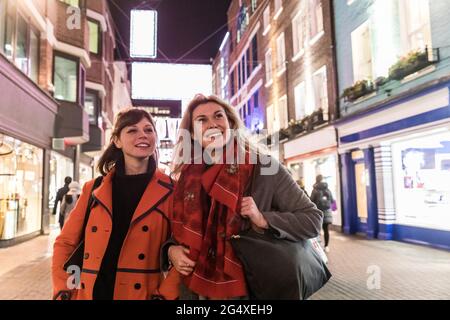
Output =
[{"x1": 172, "y1": 150, "x2": 254, "y2": 299}]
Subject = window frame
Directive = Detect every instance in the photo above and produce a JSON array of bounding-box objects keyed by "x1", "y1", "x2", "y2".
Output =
[
  {"x1": 351, "y1": 20, "x2": 373, "y2": 82},
  {"x1": 262, "y1": 5, "x2": 271, "y2": 36},
  {"x1": 88, "y1": 18, "x2": 102, "y2": 56},
  {"x1": 276, "y1": 32, "x2": 286, "y2": 76},
  {"x1": 265, "y1": 48, "x2": 273, "y2": 86},
  {"x1": 52, "y1": 51, "x2": 81, "y2": 104},
  {"x1": 85, "y1": 89, "x2": 100, "y2": 125}
]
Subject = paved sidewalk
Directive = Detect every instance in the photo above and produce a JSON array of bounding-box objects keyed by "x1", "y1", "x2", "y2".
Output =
[
  {"x1": 310, "y1": 232, "x2": 450, "y2": 300},
  {"x1": 0, "y1": 230, "x2": 449, "y2": 300}
]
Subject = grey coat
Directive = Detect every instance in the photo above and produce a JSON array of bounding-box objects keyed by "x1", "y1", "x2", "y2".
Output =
[
  {"x1": 163, "y1": 157, "x2": 323, "y2": 299},
  {"x1": 247, "y1": 157, "x2": 323, "y2": 241}
]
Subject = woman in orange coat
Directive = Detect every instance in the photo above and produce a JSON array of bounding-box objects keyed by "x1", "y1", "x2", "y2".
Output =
[{"x1": 52, "y1": 108, "x2": 179, "y2": 300}]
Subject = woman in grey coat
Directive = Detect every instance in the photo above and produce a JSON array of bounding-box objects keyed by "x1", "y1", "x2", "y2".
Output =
[{"x1": 165, "y1": 94, "x2": 323, "y2": 300}]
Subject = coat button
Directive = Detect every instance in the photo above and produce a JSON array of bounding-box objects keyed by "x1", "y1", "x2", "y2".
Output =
[
  {"x1": 91, "y1": 226, "x2": 98, "y2": 232},
  {"x1": 84, "y1": 253, "x2": 89, "y2": 260},
  {"x1": 138, "y1": 253, "x2": 145, "y2": 260},
  {"x1": 142, "y1": 225, "x2": 149, "y2": 232},
  {"x1": 134, "y1": 283, "x2": 141, "y2": 290},
  {"x1": 207, "y1": 248, "x2": 216, "y2": 259}
]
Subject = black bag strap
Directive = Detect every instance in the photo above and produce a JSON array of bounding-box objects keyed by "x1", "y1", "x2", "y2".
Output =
[{"x1": 78, "y1": 176, "x2": 103, "y2": 243}]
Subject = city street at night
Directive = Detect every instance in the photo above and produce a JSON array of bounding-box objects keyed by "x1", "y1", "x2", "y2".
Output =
[{"x1": 1, "y1": 0, "x2": 450, "y2": 302}]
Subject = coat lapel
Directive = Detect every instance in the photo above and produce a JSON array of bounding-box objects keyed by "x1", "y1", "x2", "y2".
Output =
[
  {"x1": 92, "y1": 170, "x2": 114, "y2": 217},
  {"x1": 130, "y1": 169, "x2": 173, "y2": 226}
]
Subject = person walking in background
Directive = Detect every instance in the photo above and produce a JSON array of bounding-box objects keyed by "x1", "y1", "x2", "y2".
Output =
[
  {"x1": 53, "y1": 176, "x2": 72, "y2": 229},
  {"x1": 59, "y1": 181, "x2": 81, "y2": 229},
  {"x1": 310, "y1": 175, "x2": 334, "y2": 253}
]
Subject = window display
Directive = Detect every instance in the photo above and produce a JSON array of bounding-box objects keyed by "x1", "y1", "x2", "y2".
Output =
[
  {"x1": 392, "y1": 131, "x2": 450, "y2": 230},
  {"x1": 0, "y1": 134, "x2": 43, "y2": 240}
]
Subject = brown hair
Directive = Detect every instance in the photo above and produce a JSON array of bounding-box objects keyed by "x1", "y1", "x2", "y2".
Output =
[{"x1": 97, "y1": 108, "x2": 158, "y2": 176}]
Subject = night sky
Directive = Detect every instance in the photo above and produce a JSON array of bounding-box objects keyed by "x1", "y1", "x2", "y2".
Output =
[{"x1": 108, "y1": 0, "x2": 232, "y2": 64}]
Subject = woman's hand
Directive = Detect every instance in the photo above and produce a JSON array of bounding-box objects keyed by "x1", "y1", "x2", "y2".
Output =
[
  {"x1": 168, "y1": 245, "x2": 196, "y2": 276},
  {"x1": 240, "y1": 197, "x2": 269, "y2": 230}
]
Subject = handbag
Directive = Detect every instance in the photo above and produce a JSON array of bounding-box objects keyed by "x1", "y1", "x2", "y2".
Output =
[
  {"x1": 63, "y1": 176, "x2": 103, "y2": 272},
  {"x1": 230, "y1": 227, "x2": 332, "y2": 300}
]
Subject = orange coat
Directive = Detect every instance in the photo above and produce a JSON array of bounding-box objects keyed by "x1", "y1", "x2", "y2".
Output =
[{"x1": 52, "y1": 168, "x2": 179, "y2": 300}]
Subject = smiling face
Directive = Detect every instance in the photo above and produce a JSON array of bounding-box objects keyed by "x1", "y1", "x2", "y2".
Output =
[
  {"x1": 114, "y1": 118, "x2": 156, "y2": 161},
  {"x1": 192, "y1": 102, "x2": 232, "y2": 149}
]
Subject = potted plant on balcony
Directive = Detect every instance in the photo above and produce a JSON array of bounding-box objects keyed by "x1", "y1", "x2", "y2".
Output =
[
  {"x1": 279, "y1": 128, "x2": 290, "y2": 141},
  {"x1": 341, "y1": 79, "x2": 375, "y2": 102},
  {"x1": 288, "y1": 119, "x2": 305, "y2": 136},
  {"x1": 311, "y1": 109, "x2": 325, "y2": 126},
  {"x1": 388, "y1": 49, "x2": 431, "y2": 81}
]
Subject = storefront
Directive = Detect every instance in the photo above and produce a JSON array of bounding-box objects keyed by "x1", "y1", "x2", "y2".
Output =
[
  {"x1": 1, "y1": 53, "x2": 58, "y2": 246},
  {"x1": 337, "y1": 82, "x2": 450, "y2": 249},
  {"x1": 391, "y1": 130, "x2": 450, "y2": 234},
  {"x1": 0, "y1": 134, "x2": 43, "y2": 241},
  {"x1": 284, "y1": 126, "x2": 342, "y2": 227}
]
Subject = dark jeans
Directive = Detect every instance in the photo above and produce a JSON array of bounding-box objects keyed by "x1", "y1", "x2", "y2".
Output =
[{"x1": 323, "y1": 223, "x2": 330, "y2": 247}]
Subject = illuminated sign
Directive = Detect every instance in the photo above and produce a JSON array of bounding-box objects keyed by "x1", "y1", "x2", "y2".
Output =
[
  {"x1": 131, "y1": 62, "x2": 212, "y2": 109},
  {"x1": 130, "y1": 10, "x2": 157, "y2": 58}
]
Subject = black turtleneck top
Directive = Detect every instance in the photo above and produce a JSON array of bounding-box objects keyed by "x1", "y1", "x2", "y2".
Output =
[{"x1": 93, "y1": 156, "x2": 156, "y2": 300}]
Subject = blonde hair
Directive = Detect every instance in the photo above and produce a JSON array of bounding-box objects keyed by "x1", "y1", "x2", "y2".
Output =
[{"x1": 171, "y1": 94, "x2": 268, "y2": 179}]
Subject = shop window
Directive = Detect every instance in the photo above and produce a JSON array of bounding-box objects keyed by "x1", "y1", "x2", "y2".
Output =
[
  {"x1": 0, "y1": 134, "x2": 43, "y2": 240},
  {"x1": 351, "y1": 21, "x2": 373, "y2": 81},
  {"x1": 53, "y1": 54, "x2": 78, "y2": 103},
  {"x1": 399, "y1": 0, "x2": 432, "y2": 52},
  {"x1": 392, "y1": 132, "x2": 450, "y2": 230},
  {"x1": 88, "y1": 20, "x2": 101, "y2": 55},
  {"x1": 276, "y1": 33, "x2": 286, "y2": 75}
]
